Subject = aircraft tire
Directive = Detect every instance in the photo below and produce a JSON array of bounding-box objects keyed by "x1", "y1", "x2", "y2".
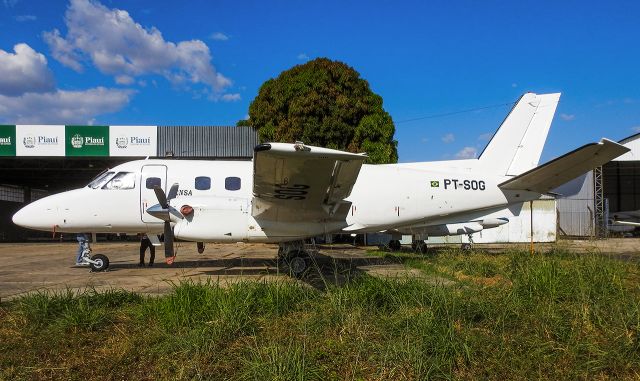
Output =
[
  {"x1": 90, "y1": 254, "x2": 110, "y2": 272},
  {"x1": 389, "y1": 240, "x2": 402, "y2": 251},
  {"x1": 287, "y1": 254, "x2": 308, "y2": 278},
  {"x1": 461, "y1": 243, "x2": 472, "y2": 252}
]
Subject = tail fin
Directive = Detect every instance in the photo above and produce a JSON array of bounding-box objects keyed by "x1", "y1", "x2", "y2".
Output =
[{"x1": 478, "y1": 92, "x2": 561, "y2": 176}]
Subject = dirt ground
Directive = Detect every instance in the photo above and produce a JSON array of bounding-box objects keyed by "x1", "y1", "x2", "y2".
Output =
[{"x1": 0, "y1": 238, "x2": 638, "y2": 300}]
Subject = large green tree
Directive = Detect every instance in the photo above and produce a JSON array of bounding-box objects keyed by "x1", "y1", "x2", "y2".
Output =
[{"x1": 238, "y1": 58, "x2": 398, "y2": 163}]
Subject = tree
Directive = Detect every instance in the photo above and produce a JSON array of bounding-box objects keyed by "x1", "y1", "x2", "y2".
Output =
[{"x1": 238, "y1": 58, "x2": 398, "y2": 163}]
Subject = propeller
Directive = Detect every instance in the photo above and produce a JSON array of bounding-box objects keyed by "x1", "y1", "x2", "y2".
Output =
[{"x1": 146, "y1": 183, "x2": 182, "y2": 264}]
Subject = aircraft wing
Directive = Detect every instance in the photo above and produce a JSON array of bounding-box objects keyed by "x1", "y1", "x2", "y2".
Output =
[
  {"x1": 499, "y1": 139, "x2": 629, "y2": 194},
  {"x1": 252, "y1": 142, "x2": 367, "y2": 222}
]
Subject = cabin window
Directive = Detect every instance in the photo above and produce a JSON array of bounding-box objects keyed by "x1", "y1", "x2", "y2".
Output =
[
  {"x1": 195, "y1": 176, "x2": 211, "y2": 190},
  {"x1": 88, "y1": 171, "x2": 114, "y2": 189},
  {"x1": 225, "y1": 176, "x2": 241, "y2": 191},
  {"x1": 146, "y1": 177, "x2": 161, "y2": 189},
  {"x1": 103, "y1": 172, "x2": 136, "y2": 190}
]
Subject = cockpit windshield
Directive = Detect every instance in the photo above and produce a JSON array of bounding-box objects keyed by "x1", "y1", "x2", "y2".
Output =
[
  {"x1": 87, "y1": 171, "x2": 114, "y2": 189},
  {"x1": 102, "y1": 172, "x2": 136, "y2": 190}
]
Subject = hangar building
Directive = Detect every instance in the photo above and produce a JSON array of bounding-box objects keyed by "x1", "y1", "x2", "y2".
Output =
[{"x1": 0, "y1": 125, "x2": 258, "y2": 241}]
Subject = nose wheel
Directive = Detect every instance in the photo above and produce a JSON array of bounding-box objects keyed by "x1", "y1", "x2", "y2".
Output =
[{"x1": 89, "y1": 254, "x2": 110, "y2": 272}]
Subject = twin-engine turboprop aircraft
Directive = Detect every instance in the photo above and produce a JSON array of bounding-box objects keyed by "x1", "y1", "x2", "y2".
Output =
[{"x1": 12, "y1": 93, "x2": 629, "y2": 274}]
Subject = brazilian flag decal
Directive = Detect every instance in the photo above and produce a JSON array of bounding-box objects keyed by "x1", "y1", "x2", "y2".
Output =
[{"x1": 430, "y1": 181, "x2": 439, "y2": 188}]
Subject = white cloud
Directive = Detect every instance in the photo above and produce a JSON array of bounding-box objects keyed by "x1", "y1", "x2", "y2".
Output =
[
  {"x1": 478, "y1": 132, "x2": 493, "y2": 141},
  {"x1": 0, "y1": 43, "x2": 55, "y2": 96},
  {"x1": 297, "y1": 53, "x2": 309, "y2": 60},
  {"x1": 210, "y1": 32, "x2": 229, "y2": 41},
  {"x1": 511, "y1": 83, "x2": 517, "y2": 88},
  {"x1": 455, "y1": 146, "x2": 478, "y2": 159},
  {"x1": 3, "y1": 0, "x2": 19, "y2": 7},
  {"x1": 631, "y1": 126, "x2": 640, "y2": 133},
  {"x1": 441, "y1": 133, "x2": 455, "y2": 143},
  {"x1": 421, "y1": 137, "x2": 428, "y2": 143},
  {"x1": 560, "y1": 113, "x2": 575, "y2": 121},
  {"x1": 44, "y1": 0, "x2": 231, "y2": 92},
  {"x1": 0, "y1": 43, "x2": 132, "y2": 123},
  {"x1": 14, "y1": 14, "x2": 37, "y2": 22},
  {"x1": 0, "y1": 87, "x2": 133, "y2": 124},
  {"x1": 115, "y1": 75, "x2": 135, "y2": 85},
  {"x1": 220, "y1": 93, "x2": 241, "y2": 102}
]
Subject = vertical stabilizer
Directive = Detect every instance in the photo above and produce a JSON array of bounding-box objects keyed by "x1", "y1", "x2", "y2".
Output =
[{"x1": 478, "y1": 93, "x2": 561, "y2": 176}]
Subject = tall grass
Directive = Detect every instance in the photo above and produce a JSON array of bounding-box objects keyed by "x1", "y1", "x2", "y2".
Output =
[{"x1": 2, "y1": 249, "x2": 639, "y2": 380}]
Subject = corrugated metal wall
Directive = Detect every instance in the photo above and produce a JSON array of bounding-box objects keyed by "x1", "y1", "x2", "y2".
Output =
[
  {"x1": 556, "y1": 172, "x2": 595, "y2": 237},
  {"x1": 157, "y1": 126, "x2": 259, "y2": 158}
]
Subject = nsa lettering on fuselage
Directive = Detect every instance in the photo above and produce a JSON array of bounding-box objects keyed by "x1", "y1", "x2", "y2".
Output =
[{"x1": 443, "y1": 179, "x2": 486, "y2": 190}]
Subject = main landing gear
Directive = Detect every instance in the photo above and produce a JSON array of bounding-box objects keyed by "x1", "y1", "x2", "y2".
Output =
[
  {"x1": 411, "y1": 240, "x2": 428, "y2": 254},
  {"x1": 388, "y1": 239, "x2": 402, "y2": 251},
  {"x1": 278, "y1": 241, "x2": 313, "y2": 278},
  {"x1": 461, "y1": 233, "x2": 474, "y2": 251}
]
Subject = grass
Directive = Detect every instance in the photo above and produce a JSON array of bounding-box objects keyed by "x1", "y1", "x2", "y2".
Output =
[{"x1": 1, "y1": 248, "x2": 639, "y2": 380}]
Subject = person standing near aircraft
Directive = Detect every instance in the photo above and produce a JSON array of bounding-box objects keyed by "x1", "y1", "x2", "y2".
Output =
[
  {"x1": 75, "y1": 233, "x2": 90, "y2": 266},
  {"x1": 139, "y1": 233, "x2": 155, "y2": 267}
]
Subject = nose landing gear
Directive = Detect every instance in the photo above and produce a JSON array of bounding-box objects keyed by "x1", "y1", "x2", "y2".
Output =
[{"x1": 79, "y1": 243, "x2": 110, "y2": 272}]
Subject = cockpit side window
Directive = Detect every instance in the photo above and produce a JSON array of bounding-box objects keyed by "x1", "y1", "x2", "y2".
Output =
[
  {"x1": 146, "y1": 177, "x2": 161, "y2": 189},
  {"x1": 225, "y1": 176, "x2": 241, "y2": 191},
  {"x1": 102, "y1": 172, "x2": 136, "y2": 190},
  {"x1": 88, "y1": 171, "x2": 114, "y2": 189}
]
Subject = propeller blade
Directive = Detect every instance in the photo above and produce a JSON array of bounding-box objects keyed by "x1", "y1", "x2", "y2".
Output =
[
  {"x1": 168, "y1": 206, "x2": 184, "y2": 220},
  {"x1": 153, "y1": 186, "x2": 168, "y2": 208},
  {"x1": 167, "y1": 183, "x2": 179, "y2": 200},
  {"x1": 163, "y1": 221, "x2": 175, "y2": 264}
]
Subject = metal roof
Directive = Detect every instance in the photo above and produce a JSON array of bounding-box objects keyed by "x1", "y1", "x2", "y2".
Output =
[{"x1": 157, "y1": 126, "x2": 258, "y2": 158}]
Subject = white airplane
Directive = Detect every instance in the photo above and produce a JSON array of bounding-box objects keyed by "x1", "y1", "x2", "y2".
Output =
[{"x1": 12, "y1": 93, "x2": 629, "y2": 274}]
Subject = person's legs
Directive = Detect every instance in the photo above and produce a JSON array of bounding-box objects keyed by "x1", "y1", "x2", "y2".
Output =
[
  {"x1": 139, "y1": 240, "x2": 146, "y2": 266},
  {"x1": 76, "y1": 236, "x2": 85, "y2": 263},
  {"x1": 149, "y1": 244, "x2": 155, "y2": 266}
]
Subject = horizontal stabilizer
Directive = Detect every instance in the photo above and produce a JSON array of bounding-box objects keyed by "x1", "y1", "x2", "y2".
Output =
[{"x1": 499, "y1": 139, "x2": 629, "y2": 194}]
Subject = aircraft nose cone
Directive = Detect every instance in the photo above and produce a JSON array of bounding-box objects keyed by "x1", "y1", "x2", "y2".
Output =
[
  {"x1": 12, "y1": 199, "x2": 57, "y2": 231},
  {"x1": 12, "y1": 206, "x2": 30, "y2": 228}
]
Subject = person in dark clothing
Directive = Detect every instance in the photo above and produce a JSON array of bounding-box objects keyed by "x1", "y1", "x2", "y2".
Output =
[{"x1": 139, "y1": 234, "x2": 155, "y2": 267}]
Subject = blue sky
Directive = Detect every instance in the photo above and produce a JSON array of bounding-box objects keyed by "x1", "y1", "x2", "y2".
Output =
[{"x1": 1, "y1": 0, "x2": 639, "y2": 162}]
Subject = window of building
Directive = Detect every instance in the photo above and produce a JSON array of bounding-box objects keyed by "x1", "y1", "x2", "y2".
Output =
[
  {"x1": 146, "y1": 177, "x2": 161, "y2": 189},
  {"x1": 195, "y1": 176, "x2": 211, "y2": 190},
  {"x1": 225, "y1": 176, "x2": 241, "y2": 191},
  {"x1": 103, "y1": 172, "x2": 136, "y2": 190},
  {"x1": 30, "y1": 189, "x2": 49, "y2": 201},
  {"x1": 0, "y1": 184, "x2": 24, "y2": 202}
]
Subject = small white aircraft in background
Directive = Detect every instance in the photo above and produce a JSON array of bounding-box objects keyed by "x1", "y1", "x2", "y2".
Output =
[
  {"x1": 12, "y1": 93, "x2": 629, "y2": 274},
  {"x1": 610, "y1": 210, "x2": 640, "y2": 230}
]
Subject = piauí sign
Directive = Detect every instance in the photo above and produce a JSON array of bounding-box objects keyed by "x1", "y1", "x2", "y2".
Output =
[
  {"x1": 65, "y1": 125, "x2": 109, "y2": 156},
  {"x1": 0, "y1": 125, "x2": 16, "y2": 156}
]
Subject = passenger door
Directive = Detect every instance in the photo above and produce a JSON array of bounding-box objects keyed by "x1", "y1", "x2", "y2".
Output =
[{"x1": 140, "y1": 164, "x2": 167, "y2": 223}]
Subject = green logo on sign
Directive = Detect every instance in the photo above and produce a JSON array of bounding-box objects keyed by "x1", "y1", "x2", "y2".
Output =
[
  {"x1": 0, "y1": 125, "x2": 16, "y2": 156},
  {"x1": 430, "y1": 181, "x2": 439, "y2": 188},
  {"x1": 65, "y1": 125, "x2": 109, "y2": 156}
]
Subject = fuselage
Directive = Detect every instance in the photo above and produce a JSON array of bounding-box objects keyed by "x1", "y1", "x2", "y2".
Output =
[{"x1": 12, "y1": 158, "x2": 540, "y2": 243}]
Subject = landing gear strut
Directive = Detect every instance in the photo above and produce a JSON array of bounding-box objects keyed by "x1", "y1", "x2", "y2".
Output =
[{"x1": 461, "y1": 233, "x2": 474, "y2": 251}]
